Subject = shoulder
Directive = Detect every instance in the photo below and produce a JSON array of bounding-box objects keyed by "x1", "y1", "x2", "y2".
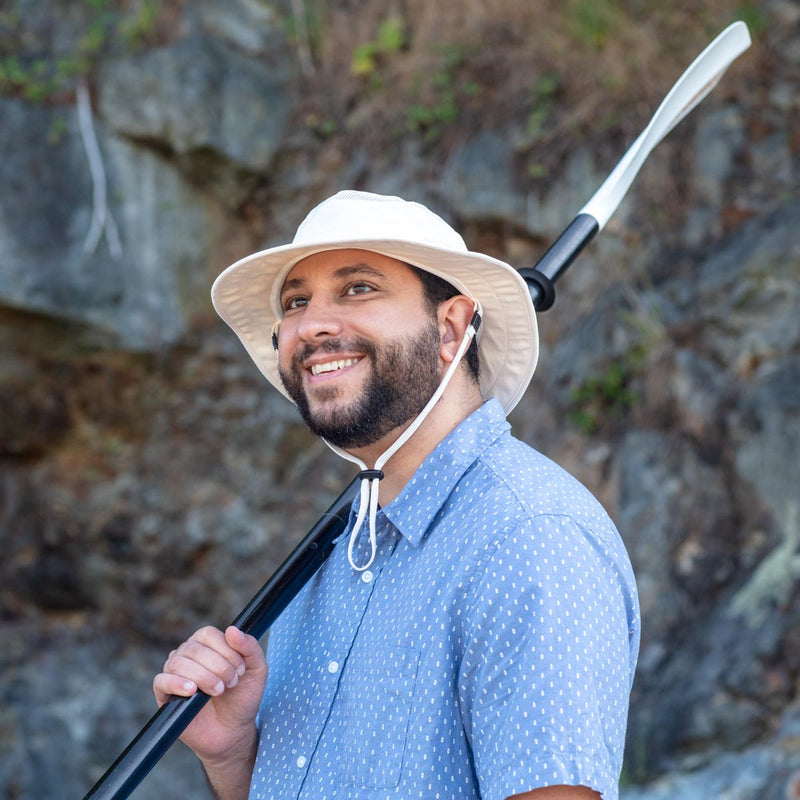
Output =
[
  {"x1": 453, "y1": 432, "x2": 636, "y2": 597},
  {"x1": 470, "y1": 431, "x2": 614, "y2": 530}
]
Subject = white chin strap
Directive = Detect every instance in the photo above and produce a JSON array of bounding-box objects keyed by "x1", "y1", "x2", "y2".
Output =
[{"x1": 326, "y1": 302, "x2": 482, "y2": 571}]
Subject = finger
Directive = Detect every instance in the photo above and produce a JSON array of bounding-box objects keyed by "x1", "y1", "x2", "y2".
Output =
[
  {"x1": 166, "y1": 643, "x2": 242, "y2": 693},
  {"x1": 163, "y1": 650, "x2": 237, "y2": 697},
  {"x1": 192, "y1": 625, "x2": 245, "y2": 665},
  {"x1": 153, "y1": 671, "x2": 199, "y2": 706},
  {"x1": 175, "y1": 627, "x2": 246, "y2": 686}
]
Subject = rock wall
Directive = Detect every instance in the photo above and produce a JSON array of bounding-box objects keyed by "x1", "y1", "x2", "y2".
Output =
[{"x1": 1, "y1": 1, "x2": 799, "y2": 797}]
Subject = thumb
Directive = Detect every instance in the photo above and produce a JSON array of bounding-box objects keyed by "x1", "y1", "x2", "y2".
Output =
[{"x1": 224, "y1": 626, "x2": 267, "y2": 675}]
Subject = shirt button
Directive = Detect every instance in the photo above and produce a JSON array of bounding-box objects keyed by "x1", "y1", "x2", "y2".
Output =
[
  {"x1": 361, "y1": 570, "x2": 374, "y2": 584},
  {"x1": 327, "y1": 660, "x2": 339, "y2": 674},
  {"x1": 296, "y1": 756, "x2": 307, "y2": 768}
]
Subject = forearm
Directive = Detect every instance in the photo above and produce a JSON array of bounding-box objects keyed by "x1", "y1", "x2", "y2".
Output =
[{"x1": 201, "y1": 725, "x2": 258, "y2": 800}]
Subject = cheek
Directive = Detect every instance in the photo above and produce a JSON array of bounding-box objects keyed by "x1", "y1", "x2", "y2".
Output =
[{"x1": 376, "y1": 307, "x2": 431, "y2": 337}]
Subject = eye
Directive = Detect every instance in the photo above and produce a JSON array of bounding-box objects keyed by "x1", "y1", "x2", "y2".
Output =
[
  {"x1": 345, "y1": 281, "x2": 375, "y2": 296},
  {"x1": 282, "y1": 295, "x2": 308, "y2": 312}
]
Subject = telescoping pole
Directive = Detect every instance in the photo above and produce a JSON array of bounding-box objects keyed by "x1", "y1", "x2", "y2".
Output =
[{"x1": 82, "y1": 20, "x2": 750, "y2": 800}]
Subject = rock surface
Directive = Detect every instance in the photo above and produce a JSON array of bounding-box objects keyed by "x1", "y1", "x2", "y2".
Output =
[{"x1": 1, "y1": 2, "x2": 799, "y2": 797}]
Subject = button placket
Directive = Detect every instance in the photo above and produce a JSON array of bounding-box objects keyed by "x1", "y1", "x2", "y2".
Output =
[{"x1": 292, "y1": 518, "x2": 402, "y2": 791}]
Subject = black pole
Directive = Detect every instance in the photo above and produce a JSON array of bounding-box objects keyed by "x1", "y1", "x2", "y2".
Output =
[
  {"x1": 519, "y1": 213, "x2": 599, "y2": 311},
  {"x1": 82, "y1": 478, "x2": 358, "y2": 800}
]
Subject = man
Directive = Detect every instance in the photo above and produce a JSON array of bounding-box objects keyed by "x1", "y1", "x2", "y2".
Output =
[{"x1": 154, "y1": 190, "x2": 640, "y2": 800}]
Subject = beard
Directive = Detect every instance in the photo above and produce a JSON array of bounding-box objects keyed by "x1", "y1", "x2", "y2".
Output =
[{"x1": 278, "y1": 321, "x2": 442, "y2": 449}]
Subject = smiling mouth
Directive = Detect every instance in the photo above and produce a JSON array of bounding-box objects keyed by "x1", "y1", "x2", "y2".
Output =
[{"x1": 309, "y1": 357, "x2": 361, "y2": 376}]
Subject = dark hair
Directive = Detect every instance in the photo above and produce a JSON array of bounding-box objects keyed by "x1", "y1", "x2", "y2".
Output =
[{"x1": 409, "y1": 265, "x2": 480, "y2": 382}]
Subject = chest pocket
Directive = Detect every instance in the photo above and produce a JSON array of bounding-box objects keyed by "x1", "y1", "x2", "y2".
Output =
[{"x1": 337, "y1": 643, "x2": 420, "y2": 789}]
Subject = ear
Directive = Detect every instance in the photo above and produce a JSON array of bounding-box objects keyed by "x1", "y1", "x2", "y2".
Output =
[{"x1": 437, "y1": 295, "x2": 477, "y2": 364}]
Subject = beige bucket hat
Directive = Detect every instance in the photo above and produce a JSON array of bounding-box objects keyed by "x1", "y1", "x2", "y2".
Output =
[{"x1": 211, "y1": 190, "x2": 538, "y2": 412}]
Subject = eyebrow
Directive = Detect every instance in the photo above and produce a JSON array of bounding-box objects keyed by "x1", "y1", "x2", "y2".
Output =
[{"x1": 280, "y1": 263, "x2": 387, "y2": 298}]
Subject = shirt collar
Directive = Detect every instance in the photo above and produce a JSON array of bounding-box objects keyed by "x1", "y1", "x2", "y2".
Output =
[{"x1": 380, "y1": 397, "x2": 510, "y2": 548}]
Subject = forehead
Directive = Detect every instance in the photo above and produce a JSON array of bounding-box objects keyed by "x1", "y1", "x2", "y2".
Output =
[{"x1": 281, "y1": 248, "x2": 418, "y2": 290}]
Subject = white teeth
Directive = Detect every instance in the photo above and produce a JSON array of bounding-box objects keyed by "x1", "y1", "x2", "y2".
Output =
[{"x1": 310, "y1": 358, "x2": 358, "y2": 376}]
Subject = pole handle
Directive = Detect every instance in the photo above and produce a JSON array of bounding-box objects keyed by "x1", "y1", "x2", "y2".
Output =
[{"x1": 519, "y1": 214, "x2": 599, "y2": 310}]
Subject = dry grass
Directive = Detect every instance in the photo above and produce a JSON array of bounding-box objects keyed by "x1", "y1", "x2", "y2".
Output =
[{"x1": 299, "y1": 0, "x2": 759, "y2": 170}]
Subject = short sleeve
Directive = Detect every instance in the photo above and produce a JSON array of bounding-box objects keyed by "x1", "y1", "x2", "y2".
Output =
[{"x1": 457, "y1": 513, "x2": 637, "y2": 800}]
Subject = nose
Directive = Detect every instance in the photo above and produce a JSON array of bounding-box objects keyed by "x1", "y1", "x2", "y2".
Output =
[{"x1": 292, "y1": 297, "x2": 345, "y2": 344}]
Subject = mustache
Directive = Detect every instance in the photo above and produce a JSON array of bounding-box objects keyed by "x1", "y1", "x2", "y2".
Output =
[{"x1": 291, "y1": 337, "x2": 376, "y2": 369}]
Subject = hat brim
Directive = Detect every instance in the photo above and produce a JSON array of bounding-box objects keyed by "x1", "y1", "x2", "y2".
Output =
[{"x1": 211, "y1": 239, "x2": 538, "y2": 413}]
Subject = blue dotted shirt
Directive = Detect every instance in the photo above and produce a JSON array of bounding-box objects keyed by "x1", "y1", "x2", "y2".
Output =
[{"x1": 251, "y1": 399, "x2": 640, "y2": 800}]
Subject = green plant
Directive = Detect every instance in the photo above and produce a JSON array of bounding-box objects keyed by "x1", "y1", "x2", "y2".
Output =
[
  {"x1": 47, "y1": 114, "x2": 69, "y2": 145},
  {"x1": 117, "y1": 0, "x2": 160, "y2": 47},
  {"x1": 305, "y1": 112, "x2": 338, "y2": 139},
  {"x1": 568, "y1": 348, "x2": 644, "y2": 434},
  {"x1": 351, "y1": 16, "x2": 405, "y2": 77},
  {"x1": 0, "y1": 49, "x2": 81, "y2": 101},
  {"x1": 404, "y1": 44, "x2": 481, "y2": 142},
  {"x1": 734, "y1": 1, "x2": 769, "y2": 36},
  {"x1": 0, "y1": 0, "x2": 173, "y2": 102},
  {"x1": 522, "y1": 72, "x2": 560, "y2": 173},
  {"x1": 565, "y1": 0, "x2": 623, "y2": 48},
  {"x1": 406, "y1": 70, "x2": 458, "y2": 131},
  {"x1": 525, "y1": 73, "x2": 559, "y2": 142}
]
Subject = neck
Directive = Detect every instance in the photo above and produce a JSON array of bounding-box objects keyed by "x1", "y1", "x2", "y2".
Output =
[{"x1": 346, "y1": 376, "x2": 483, "y2": 506}]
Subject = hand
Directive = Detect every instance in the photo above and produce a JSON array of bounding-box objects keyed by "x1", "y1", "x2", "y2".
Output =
[{"x1": 153, "y1": 625, "x2": 268, "y2": 766}]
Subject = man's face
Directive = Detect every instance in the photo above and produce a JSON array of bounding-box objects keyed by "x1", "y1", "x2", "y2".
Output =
[{"x1": 276, "y1": 249, "x2": 443, "y2": 449}]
